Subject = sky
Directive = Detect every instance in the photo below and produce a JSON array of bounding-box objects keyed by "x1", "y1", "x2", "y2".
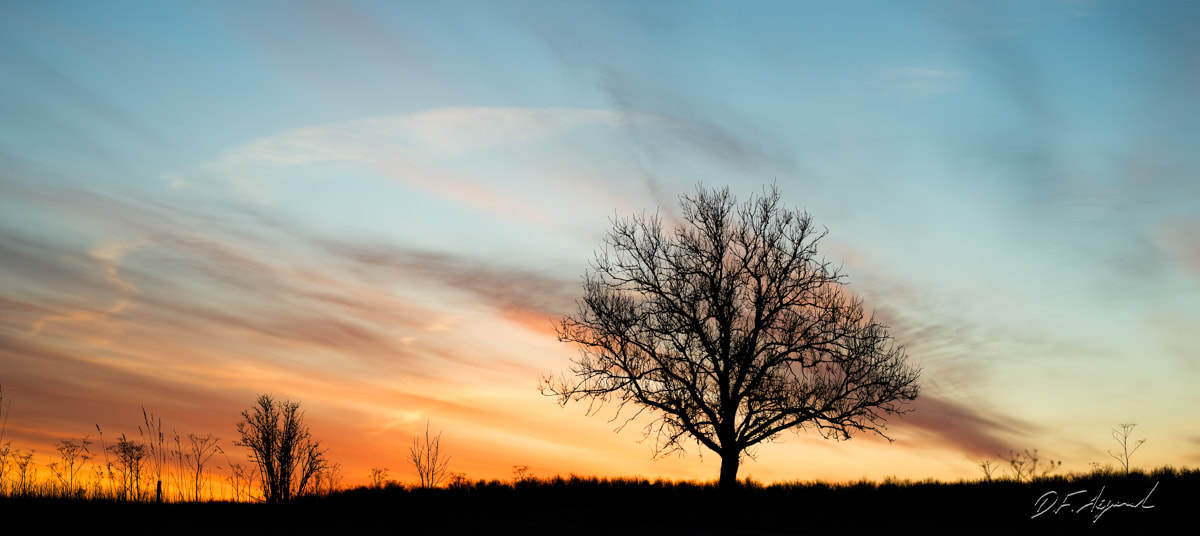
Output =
[{"x1": 1, "y1": 0, "x2": 1198, "y2": 488}]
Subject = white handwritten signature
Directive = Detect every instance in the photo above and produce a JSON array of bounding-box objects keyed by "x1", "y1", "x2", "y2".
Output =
[{"x1": 1031, "y1": 481, "x2": 1158, "y2": 523}]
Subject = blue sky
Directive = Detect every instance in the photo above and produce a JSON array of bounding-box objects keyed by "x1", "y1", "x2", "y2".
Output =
[{"x1": 1, "y1": 0, "x2": 1197, "y2": 485}]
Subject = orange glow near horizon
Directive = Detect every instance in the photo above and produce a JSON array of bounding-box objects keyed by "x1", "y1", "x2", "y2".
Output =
[{"x1": 2, "y1": 203, "x2": 1195, "y2": 491}]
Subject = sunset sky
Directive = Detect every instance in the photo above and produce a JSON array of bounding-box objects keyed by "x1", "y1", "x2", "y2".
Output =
[{"x1": 2, "y1": 1, "x2": 1198, "y2": 487}]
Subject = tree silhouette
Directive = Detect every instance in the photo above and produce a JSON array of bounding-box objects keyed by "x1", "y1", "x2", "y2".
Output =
[
  {"x1": 108, "y1": 434, "x2": 147, "y2": 500},
  {"x1": 369, "y1": 466, "x2": 389, "y2": 489},
  {"x1": 543, "y1": 184, "x2": 920, "y2": 489},
  {"x1": 235, "y1": 394, "x2": 328, "y2": 502},
  {"x1": 409, "y1": 421, "x2": 451, "y2": 489}
]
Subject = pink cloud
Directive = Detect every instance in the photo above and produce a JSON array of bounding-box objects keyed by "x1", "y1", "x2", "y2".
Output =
[{"x1": 901, "y1": 393, "x2": 1031, "y2": 460}]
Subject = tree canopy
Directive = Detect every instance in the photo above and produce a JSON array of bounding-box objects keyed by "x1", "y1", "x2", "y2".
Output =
[
  {"x1": 543, "y1": 184, "x2": 920, "y2": 488},
  {"x1": 235, "y1": 394, "x2": 327, "y2": 502}
]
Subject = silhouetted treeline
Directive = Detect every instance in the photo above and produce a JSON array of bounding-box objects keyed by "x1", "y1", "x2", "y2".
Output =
[{"x1": 5, "y1": 468, "x2": 1192, "y2": 535}]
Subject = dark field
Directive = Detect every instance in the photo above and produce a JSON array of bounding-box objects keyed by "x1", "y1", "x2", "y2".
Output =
[{"x1": 5, "y1": 469, "x2": 1192, "y2": 535}]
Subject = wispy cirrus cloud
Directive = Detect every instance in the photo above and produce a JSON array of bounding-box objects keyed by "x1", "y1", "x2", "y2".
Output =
[
  {"x1": 198, "y1": 107, "x2": 674, "y2": 215},
  {"x1": 322, "y1": 241, "x2": 577, "y2": 335},
  {"x1": 0, "y1": 166, "x2": 576, "y2": 460},
  {"x1": 875, "y1": 66, "x2": 964, "y2": 98}
]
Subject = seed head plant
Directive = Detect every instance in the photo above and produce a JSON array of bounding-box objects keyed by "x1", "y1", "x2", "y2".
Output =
[{"x1": 1108, "y1": 423, "x2": 1145, "y2": 474}]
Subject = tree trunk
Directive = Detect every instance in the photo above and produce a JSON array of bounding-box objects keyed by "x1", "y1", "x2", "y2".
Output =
[{"x1": 719, "y1": 452, "x2": 740, "y2": 490}]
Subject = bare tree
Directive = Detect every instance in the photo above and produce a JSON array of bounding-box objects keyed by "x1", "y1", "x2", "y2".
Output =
[
  {"x1": 542, "y1": 184, "x2": 921, "y2": 489},
  {"x1": 235, "y1": 394, "x2": 328, "y2": 503},
  {"x1": 1108, "y1": 423, "x2": 1145, "y2": 474},
  {"x1": 314, "y1": 461, "x2": 343, "y2": 495},
  {"x1": 13, "y1": 448, "x2": 36, "y2": 496},
  {"x1": 409, "y1": 421, "x2": 450, "y2": 489},
  {"x1": 369, "y1": 467, "x2": 389, "y2": 488},
  {"x1": 108, "y1": 434, "x2": 147, "y2": 500}
]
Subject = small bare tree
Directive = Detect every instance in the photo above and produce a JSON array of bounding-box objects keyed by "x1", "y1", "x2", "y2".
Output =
[
  {"x1": 235, "y1": 394, "x2": 328, "y2": 502},
  {"x1": 108, "y1": 434, "x2": 147, "y2": 500},
  {"x1": 13, "y1": 449, "x2": 36, "y2": 496},
  {"x1": 409, "y1": 421, "x2": 450, "y2": 489},
  {"x1": 314, "y1": 461, "x2": 343, "y2": 495},
  {"x1": 1108, "y1": 423, "x2": 1145, "y2": 474},
  {"x1": 369, "y1": 467, "x2": 389, "y2": 488}
]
